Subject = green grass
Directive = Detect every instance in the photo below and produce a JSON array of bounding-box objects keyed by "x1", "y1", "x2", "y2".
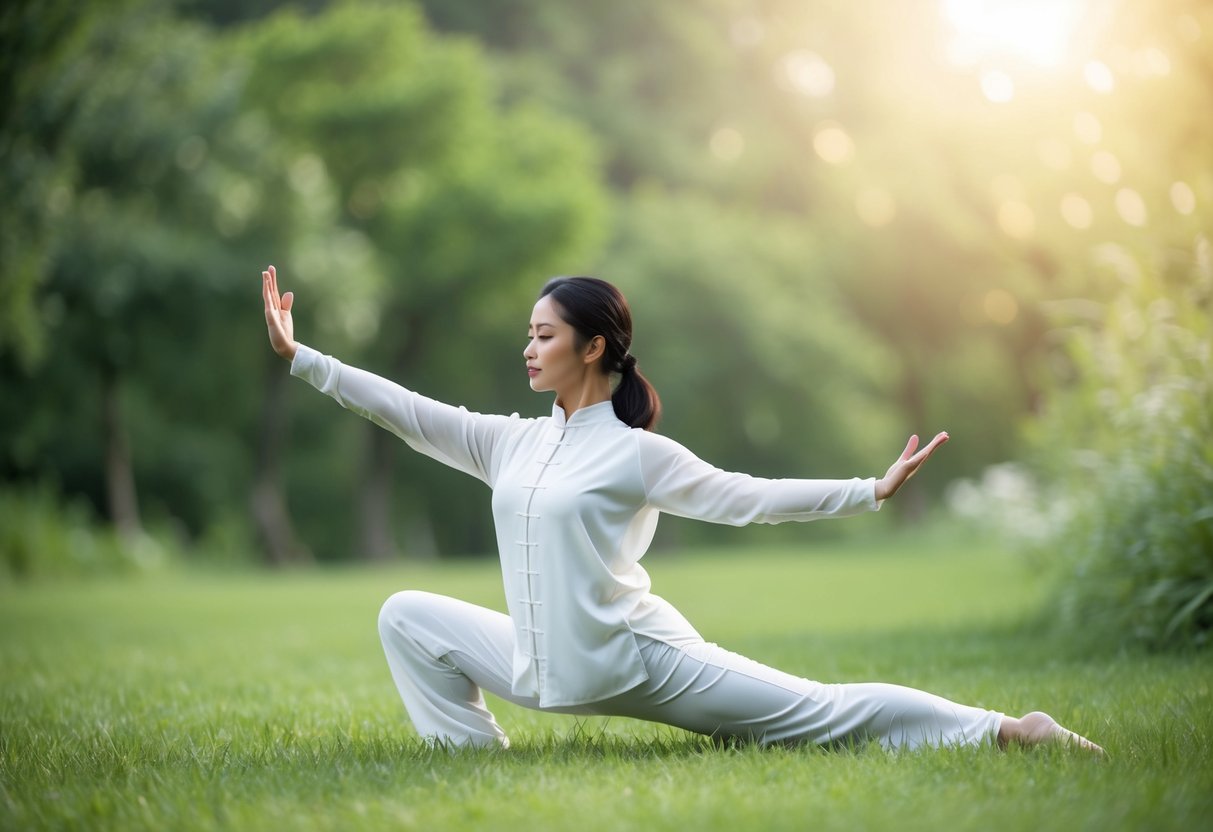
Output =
[{"x1": 2, "y1": 540, "x2": 1211, "y2": 831}]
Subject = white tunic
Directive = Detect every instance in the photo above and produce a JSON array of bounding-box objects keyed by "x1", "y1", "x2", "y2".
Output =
[{"x1": 292, "y1": 344, "x2": 881, "y2": 707}]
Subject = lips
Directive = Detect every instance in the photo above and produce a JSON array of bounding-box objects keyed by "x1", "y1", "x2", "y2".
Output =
[{"x1": 527, "y1": 366, "x2": 540, "y2": 377}]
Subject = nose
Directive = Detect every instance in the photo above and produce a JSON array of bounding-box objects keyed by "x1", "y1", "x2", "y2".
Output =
[{"x1": 523, "y1": 338, "x2": 536, "y2": 360}]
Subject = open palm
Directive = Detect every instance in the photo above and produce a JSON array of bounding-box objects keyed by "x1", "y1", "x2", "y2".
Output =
[
  {"x1": 875, "y1": 432, "x2": 949, "y2": 501},
  {"x1": 261, "y1": 265, "x2": 297, "y2": 361}
]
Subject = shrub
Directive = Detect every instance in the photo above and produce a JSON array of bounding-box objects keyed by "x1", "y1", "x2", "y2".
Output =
[
  {"x1": 0, "y1": 486, "x2": 172, "y2": 580},
  {"x1": 1025, "y1": 240, "x2": 1213, "y2": 650}
]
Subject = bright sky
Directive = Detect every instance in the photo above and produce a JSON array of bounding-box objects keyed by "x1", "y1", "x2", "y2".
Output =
[{"x1": 940, "y1": 0, "x2": 1088, "y2": 67}]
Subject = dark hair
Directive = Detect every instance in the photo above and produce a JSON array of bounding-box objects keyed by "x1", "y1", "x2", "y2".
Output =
[{"x1": 539, "y1": 276, "x2": 662, "y2": 431}]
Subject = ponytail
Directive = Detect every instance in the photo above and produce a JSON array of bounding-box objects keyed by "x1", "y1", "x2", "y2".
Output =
[
  {"x1": 539, "y1": 276, "x2": 663, "y2": 431},
  {"x1": 612, "y1": 361, "x2": 662, "y2": 431}
]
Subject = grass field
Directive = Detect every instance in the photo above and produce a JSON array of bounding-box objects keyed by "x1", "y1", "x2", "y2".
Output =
[{"x1": 2, "y1": 539, "x2": 1211, "y2": 831}]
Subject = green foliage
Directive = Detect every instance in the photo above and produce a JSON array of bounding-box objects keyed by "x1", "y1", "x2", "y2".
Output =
[
  {"x1": 0, "y1": 0, "x2": 81, "y2": 368},
  {"x1": 1, "y1": 1, "x2": 606, "y2": 562},
  {"x1": 229, "y1": 2, "x2": 606, "y2": 559},
  {"x1": 5, "y1": 0, "x2": 1213, "y2": 564},
  {"x1": 607, "y1": 189, "x2": 897, "y2": 476},
  {"x1": 0, "y1": 1, "x2": 291, "y2": 546},
  {"x1": 0, "y1": 486, "x2": 173, "y2": 580},
  {"x1": 1028, "y1": 241, "x2": 1213, "y2": 650}
]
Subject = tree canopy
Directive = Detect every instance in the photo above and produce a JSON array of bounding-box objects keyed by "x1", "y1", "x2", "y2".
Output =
[{"x1": 2, "y1": 0, "x2": 1209, "y2": 574}]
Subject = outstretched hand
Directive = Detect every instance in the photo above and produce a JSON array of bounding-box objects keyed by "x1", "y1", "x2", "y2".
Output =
[
  {"x1": 875, "y1": 432, "x2": 949, "y2": 501},
  {"x1": 262, "y1": 265, "x2": 297, "y2": 361}
]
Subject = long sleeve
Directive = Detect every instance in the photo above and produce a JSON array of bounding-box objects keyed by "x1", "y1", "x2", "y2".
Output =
[
  {"x1": 637, "y1": 432, "x2": 880, "y2": 526},
  {"x1": 290, "y1": 344, "x2": 520, "y2": 485}
]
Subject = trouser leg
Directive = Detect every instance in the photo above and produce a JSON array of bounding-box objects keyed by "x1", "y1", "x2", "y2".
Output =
[
  {"x1": 592, "y1": 638, "x2": 1003, "y2": 750},
  {"x1": 376, "y1": 590, "x2": 592, "y2": 748},
  {"x1": 377, "y1": 590, "x2": 517, "y2": 747}
]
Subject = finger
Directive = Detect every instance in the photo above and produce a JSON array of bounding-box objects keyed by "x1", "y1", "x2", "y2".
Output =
[
  {"x1": 281, "y1": 291, "x2": 294, "y2": 313},
  {"x1": 268, "y1": 265, "x2": 281, "y2": 311},
  {"x1": 901, "y1": 434, "x2": 919, "y2": 462},
  {"x1": 264, "y1": 267, "x2": 280, "y2": 312},
  {"x1": 262, "y1": 270, "x2": 276, "y2": 315},
  {"x1": 908, "y1": 432, "x2": 950, "y2": 466},
  {"x1": 914, "y1": 432, "x2": 945, "y2": 454}
]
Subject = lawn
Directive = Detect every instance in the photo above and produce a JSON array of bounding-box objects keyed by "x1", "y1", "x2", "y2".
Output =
[{"x1": 2, "y1": 538, "x2": 1210, "y2": 831}]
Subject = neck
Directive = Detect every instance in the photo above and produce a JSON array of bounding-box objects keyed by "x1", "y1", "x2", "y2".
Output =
[{"x1": 554, "y1": 374, "x2": 612, "y2": 421}]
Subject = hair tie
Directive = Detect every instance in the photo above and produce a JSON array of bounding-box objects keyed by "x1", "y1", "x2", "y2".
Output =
[{"x1": 619, "y1": 354, "x2": 637, "y2": 373}]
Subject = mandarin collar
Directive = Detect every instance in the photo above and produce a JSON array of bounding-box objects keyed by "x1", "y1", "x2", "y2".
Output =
[{"x1": 550, "y1": 399, "x2": 619, "y2": 428}]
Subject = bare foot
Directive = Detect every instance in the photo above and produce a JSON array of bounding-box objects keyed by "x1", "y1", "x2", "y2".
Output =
[{"x1": 1000, "y1": 711, "x2": 1105, "y2": 755}]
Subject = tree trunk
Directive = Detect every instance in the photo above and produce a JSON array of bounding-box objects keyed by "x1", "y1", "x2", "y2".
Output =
[
  {"x1": 101, "y1": 368, "x2": 142, "y2": 541},
  {"x1": 357, "y1": 313, "x2": 441, "y2": 560},
  {"x1": 251, "y1": 360, "x2": 311, "y2": 566},
  {"x1": 358, "y1": 424, "x2": 398, "y2": 560}
]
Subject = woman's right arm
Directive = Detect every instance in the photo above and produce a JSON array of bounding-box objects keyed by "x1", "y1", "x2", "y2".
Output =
[{"x1": 262, "y1": 266, "x2": 517, "y2": 485}]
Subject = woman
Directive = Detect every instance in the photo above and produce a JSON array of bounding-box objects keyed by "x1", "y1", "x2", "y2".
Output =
[{"x1": 261, "y1": 265, "x2": 1102, "y2": 753}]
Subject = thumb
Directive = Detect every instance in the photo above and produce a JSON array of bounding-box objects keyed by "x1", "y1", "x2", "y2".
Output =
[{"x1": 281, "y1": 291, "x2": 294, "y2": 312}]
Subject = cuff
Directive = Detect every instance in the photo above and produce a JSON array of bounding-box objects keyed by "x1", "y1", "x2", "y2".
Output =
[
  {"x1": 289, "y1": 343, "x2": 318, "y2": 378},
  {"x1": 868, "y1": 477, "x2": 884, "y2": 511}
]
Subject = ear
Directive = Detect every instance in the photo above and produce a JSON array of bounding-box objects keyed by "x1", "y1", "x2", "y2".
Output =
[{"x1": 583, "y1": 335, "x2": 606, "y2": 366}]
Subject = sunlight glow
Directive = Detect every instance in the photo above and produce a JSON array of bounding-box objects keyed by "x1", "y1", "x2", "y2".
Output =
[
  {"x1": 1169, "y1": 182, "x2": 1196, "y2": 215},
  {"x1": 1176, "y1": 14, "x2": 1202, "y2": 44},
  {"x1": 783, "y1": 51, "x2": 835, "y2": 98},
  {"x1": 812, "y1": 124, "x2": 854, "y2": 165},
  {"x1": 980, "y1": 70, "x2": 1014, "y2": 103},
  {"x1": 1083, "y1": 60, "x2": 1115, "y2": 93},
  {"x1": 1091, "y1": 150, "x2": 1121, "y2": 184},
  {"x1": 991, "y1": 174, "x2": 1025, "y2": 202},
  {"x1": 1133, "y1": 47, "x2": 1171, "y2": 78},
  {"x1": 1060, "y1": 193, "x2": 1093, "y2": 229},
  {"x1": 1073, "y1": 112, "x2": 1102, "y2": 145},
  {"x1": 730, "y1": 17, "x2": 765, "y2": 48},
  {"x1": 983, "y1": 289, "x2": 1019, "y2": 324},
  {"x1": 941, "y1": 0, "x2": 1086, "y2": 68},
  {"x1": 855, "y1": 187, "x2": 896, "y2": 227},
  {"x1": 1115, "y1": 188, "x2": 1147, "y2": 226},
  {"x1": 997, "y1": 200, "x2": 1035, "y2": 239},
  {"x1": 1037, "y1": 139, "x2": 1072, "y2": 171},
  {"x1": 709, "y1": 127, "x2": 745, "y2": 162}
]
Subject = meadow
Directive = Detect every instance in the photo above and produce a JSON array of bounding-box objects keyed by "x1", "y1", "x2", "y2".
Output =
[{"x1": 2, "y1": 537, "x2": 1211, "y2": 831}]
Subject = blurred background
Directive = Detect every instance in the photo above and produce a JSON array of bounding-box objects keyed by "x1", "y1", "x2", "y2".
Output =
[{"x1": 2, "y1": 0, "x2": 1209, "y2": 644}]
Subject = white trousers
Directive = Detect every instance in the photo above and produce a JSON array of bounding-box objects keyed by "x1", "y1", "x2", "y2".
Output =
[{"x1": 377, "y1": 590, "x2": 1003, "y2": 750}]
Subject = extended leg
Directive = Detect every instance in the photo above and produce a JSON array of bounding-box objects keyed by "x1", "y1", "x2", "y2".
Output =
[{"x1": 592, "y1": 638, "x2": 1003, "y2": 750}]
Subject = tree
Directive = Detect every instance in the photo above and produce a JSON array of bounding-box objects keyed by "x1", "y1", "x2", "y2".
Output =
[
  {"x1": 0, "y1": 2, "x2": 316, "y2": 560},
  {"x1": 234, "y1": 3, "x2": 606, "y2": 558}
]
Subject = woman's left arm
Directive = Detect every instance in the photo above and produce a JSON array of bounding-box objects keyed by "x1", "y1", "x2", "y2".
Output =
[{"x1": 638, "y1": 431, "x2": 947, "y2": 526}]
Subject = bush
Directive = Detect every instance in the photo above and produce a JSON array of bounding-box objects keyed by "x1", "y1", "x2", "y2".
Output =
[
  {"x1": 1025, "y1": 240, "x2": 1213, "y2": 650},
  {"x1": 0, "y1": 486, "x2": 173, "y2": 580}
]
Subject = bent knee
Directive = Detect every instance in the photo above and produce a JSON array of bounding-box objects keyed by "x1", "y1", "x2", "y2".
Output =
[{"x1": 377, "y1": 590, "x2": 435, "y2": 638}]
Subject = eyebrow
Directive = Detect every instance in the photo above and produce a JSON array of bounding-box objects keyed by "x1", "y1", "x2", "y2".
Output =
[{"x1": 528, "y1": 321, "x2": 556, "y2": 331}]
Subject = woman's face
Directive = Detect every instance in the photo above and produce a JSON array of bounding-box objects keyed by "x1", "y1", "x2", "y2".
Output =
[{"x1": 524, "y1": 295, "x2": 595, "y2": 395}]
